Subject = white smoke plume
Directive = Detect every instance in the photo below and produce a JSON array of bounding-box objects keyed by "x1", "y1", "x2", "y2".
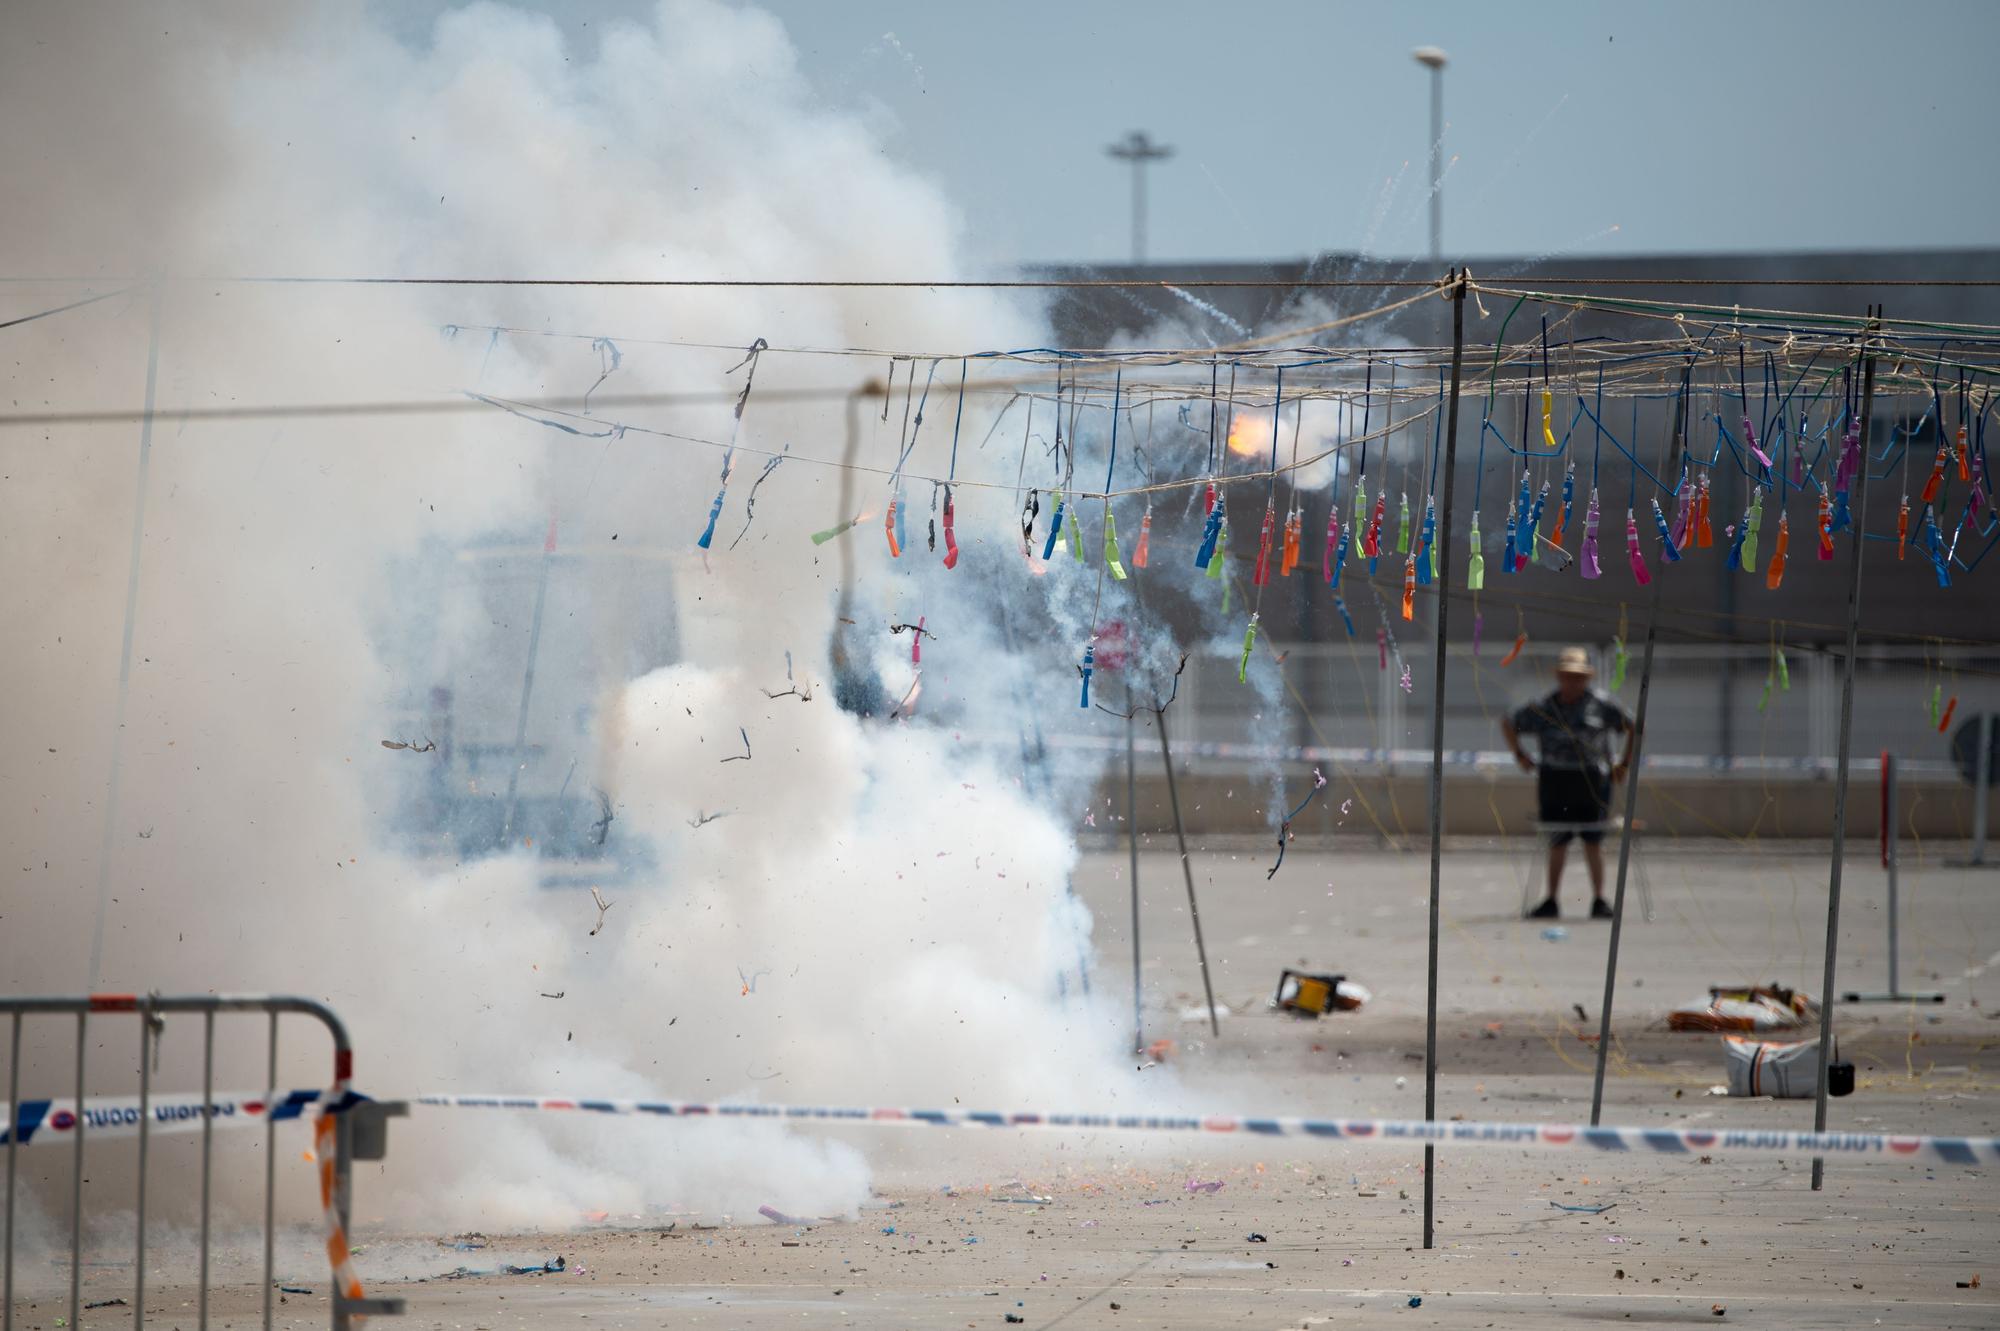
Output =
[{"x1": 0, "y1": 0, "x2": 1191, "y2": 1243}]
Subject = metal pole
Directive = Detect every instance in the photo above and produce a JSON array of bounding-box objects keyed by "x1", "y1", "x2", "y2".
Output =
[
  {"x1": 1886, "y1": 754, "x2": 1900, "y2": 996},
  {"x1": 1811, "y1": 313, "x2": 1879, "y2": 1191},
  {"x1": 1428, "y1": 66, "x2": 1443, "y2": 261},
  {"x1": 1972, "y1": 713, "x2": 1992, "y2": 865},
  {"x1": 499, "y1": 514, "x2": 557, "y2": 845},
  {"x1": 69, "y1": 1012, "x2": 85, "y2": 1330},
  {"x1": 262, "y1": 1012, "x2": 277, "y2": 1331},
  {"x1": 1590, "y1": 575, "x2": 1662, "y2": 1124},
  {"x1": 88, "y1": 287, "x2": 163, "y2": 990},
  {"x1": 1587, "y1": 366, "x2": 1689, "y2": 1122},
  {"x1": 1422, "y1": 270, "x2": 1467, "y2": 1250},
  {"x1": 1131, "y1": 158, "x2": 1146, "y2": 265},
  {"x1": 1156, "y1": 705, "x2": 1220, "y2": 1038},
  {"x1": 1106, "y1": 133, "x2": 1172, "y2": 267},
  {"x1": 133, "y1": 1001, "x2": 152, "y2": 1331},
  {"x1": 1127, "y1": 711, "x2": 1144, "y2": 1055},
  {"x1": 5, "y1": 1012, "x2": 19, "y2": 1331},
  {"x1": 198, "y1": 1011, "x2": 213, "y2": 1330}
]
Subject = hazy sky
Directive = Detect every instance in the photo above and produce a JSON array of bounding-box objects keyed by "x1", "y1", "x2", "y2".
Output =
[{"x1": 393, "y1": 0, "x2": 2000, "y2": 268}]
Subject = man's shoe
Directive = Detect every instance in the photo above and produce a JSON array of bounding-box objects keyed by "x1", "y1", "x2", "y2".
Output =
[
  {"x1": 1527, "y1": 897, "x2": 1560, "y2": 919},
  {"x1": 1590, "y1": 898, "x2": 1615, "y2": 919}
]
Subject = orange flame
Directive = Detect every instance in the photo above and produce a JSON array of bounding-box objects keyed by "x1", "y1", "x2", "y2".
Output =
[{"x1": 1225, "y1": 412, "x2": 1271, "y2": 460}]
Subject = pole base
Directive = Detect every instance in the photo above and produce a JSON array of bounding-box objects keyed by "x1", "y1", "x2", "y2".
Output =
[{"x1": 1840, "y1": 991, "x2": 1944, "y2": 1003}]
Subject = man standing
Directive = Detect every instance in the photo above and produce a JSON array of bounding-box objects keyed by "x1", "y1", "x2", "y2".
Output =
[{"x1": 1502, "y1": 646, "x2": 1635, "y2": 920}]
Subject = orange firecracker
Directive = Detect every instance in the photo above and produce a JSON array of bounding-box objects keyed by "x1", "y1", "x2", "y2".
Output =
[{"x1": 1765, "y1": 511, "x2": 1789, "y2": 589}]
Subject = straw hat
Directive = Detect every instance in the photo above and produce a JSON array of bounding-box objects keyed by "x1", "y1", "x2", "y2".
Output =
[{"x1": 1555, "y1": 646, "x2": 1595, "y2": 677}]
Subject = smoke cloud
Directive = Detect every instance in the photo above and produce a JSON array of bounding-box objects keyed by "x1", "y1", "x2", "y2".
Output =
[{"x1": 0, "y1": 0, "x2": 1200, "y2": 1244}]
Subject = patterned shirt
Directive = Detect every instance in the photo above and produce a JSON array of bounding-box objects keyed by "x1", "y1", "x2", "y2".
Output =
[{"x1": 1510, "y1": 689, "x2": 1630, "y2": 772}]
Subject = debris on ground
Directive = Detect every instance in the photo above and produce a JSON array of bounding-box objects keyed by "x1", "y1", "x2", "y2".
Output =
[
  {"x1": 278, "y1": 1286, "x2": 314, "y2": 1295},
  {"x1": 84, "y1": 1298, "x2": 129, "y2": 1309},
  {"x1": 1957, "y1": 1274, "x2": 1982, "y2": 1289},
  {"x1": 759, "y1": 1205, "x2": 809, "y2": 1225},
  {"x1": 1246, "y1": 1233, "x2": 1268, "y2": 1243},
  {"x1": 1541, "y1": 926, "x2": 1569, "y2": 942},
  {"x1": 1185, "y1": 1179, "x2": 1224, "y2": 1194},
  {"x1": 1006, "y1": 1316, "x2": 1025, "y2": 1324},
  {"x1": 1723, "y1": 1033, "x2": 1846, "y2": 1098},
  {"x1": 502, "y1": 1258, "x2": 566, "y2": 1276},
  {"x1": 1271, "y1": 969, "x2": 1368, "y2": 1016},
  {"x1": 1711, "y1": 1304, "x2": 1726, "y2": 1316},
  {"x1": 1408, "y1": 1295, "x2": 1422, "y2": 1307},
  {"x1": 1669, "y1": 983, "x2": 1815, "y2": 1032},
  {"x1": 1550, "y1": 1201, "x2": 1615, "y2": 1214}
]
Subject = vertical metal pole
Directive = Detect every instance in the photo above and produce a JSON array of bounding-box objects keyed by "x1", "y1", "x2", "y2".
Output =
[
  {"x1": 1156, "y1": 705, "x2": 1220, "y2": 1038},
  {"x1": 500, "y1": 515, "x2": 557, "y2": 845},
  {"x1": 88, "y1": 288, "x2": 163, "y2": 990},
  {"x1": 1590, "y1": 577, "x2": 1662, "y2": 1124},
  {"x1": 1885, "y1": 755, "x2": 1900, "y2": 997},
  {"x1": 1422, "y1": 271, "x2": 1467, "y2": 1250},
  {"x1": 1428, "y1": 68, "x2": 1444, "y2": 262},
  {"x1": 1131, "y1": 158, "x2": 1146, "y2": 265},
  {"x1": 198, "y1": 1010, "x2": 213, "y2": 1330},
  {"x1": 69, "y1": 1013, "x2": 85, "y2": 1329},
  {"x1": 1127, "y1": 711, "x2": 1144, "y2": 1055},
  {"x1": 5, "y1": 1012, "x2": 20, "y2": 1331},
  {"x1": 133, "y1": 1002, "x2": 152, "y2": 1331},
  {"x1": 333, "y1": 1058, "x2": 355, "y2": 1331},
  {"x1": 1811, "y1": 314, "x2": 1879, "y2": 1191},
  {"x1": 1378, "y1": 646, "x2": 1398, "y2": 759},
  {"x1": 262, "y1": 1013, "x2": 277, "y2": 1331},
  {"x1": 1589, "y1": 371, "x2": 1689, "y2": 1122},
  {"x1": 1971, "y1": 713, "x2": 1992, "y2": 865}
]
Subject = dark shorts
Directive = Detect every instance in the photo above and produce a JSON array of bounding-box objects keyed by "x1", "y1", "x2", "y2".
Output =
[{"x1": 1539, "y1": 766, "x2": 1610, "y2": 844}]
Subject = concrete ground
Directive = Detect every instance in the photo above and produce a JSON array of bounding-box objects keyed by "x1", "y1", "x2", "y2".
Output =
[{"x1": 8, "y1": 844, "x2": 1997, "y2": 1328}]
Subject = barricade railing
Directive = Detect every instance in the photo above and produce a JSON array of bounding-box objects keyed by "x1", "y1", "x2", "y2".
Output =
[{"x1": 1, "y1": 995, "x2": 405, "y2": 1331}]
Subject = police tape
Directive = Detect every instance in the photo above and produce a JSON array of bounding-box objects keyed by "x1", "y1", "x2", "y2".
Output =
[
  {"x1": 402, "y1": 1095, "x2": 2000, "y2": 1165},
  {"x1": 0, "y1": 1089, "x2": 332, "y2": 1146},
  {"x1": 8, "y1": 1090, "x2": 1996, "y2": 1165}
]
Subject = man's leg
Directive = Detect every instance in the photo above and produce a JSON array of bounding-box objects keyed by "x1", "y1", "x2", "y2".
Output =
[
  {"x1": 1547, "y1": 840, "x2": 1569, "y2": 899},
  {"x1": 1582, "y1": 839, "x2": 1607, "y2": 899}
]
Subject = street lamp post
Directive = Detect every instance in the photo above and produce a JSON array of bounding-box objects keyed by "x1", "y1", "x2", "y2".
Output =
[
  {"x1": 1412, "y1": 47, "x2": 1448, "y2": 262},
  {"x1": 1106, "y1": 131, "x2": 1173, "y2": 265}
]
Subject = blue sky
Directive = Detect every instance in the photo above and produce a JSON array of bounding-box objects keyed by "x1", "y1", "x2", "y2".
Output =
[{"x1": 391, "y1": 0, "x2": 2000, "y2": 267}]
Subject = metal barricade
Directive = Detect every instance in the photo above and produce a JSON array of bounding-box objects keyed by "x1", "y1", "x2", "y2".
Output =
[{"x1": 1, "y1": 995, "x2": 404, "y2": 1330}]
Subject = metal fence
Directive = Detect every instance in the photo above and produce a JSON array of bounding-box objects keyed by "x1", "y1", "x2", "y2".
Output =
[
  {"x1": 1, "y1": 995, "x2": 403, "y2": 1331},
  {"x1": 1165, "y1": 640, "x2": 2000, "y2": 779}
]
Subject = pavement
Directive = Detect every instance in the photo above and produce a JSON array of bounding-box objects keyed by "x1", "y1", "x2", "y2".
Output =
[{"x1": 7, "y1": 844, "x2": 1997, "y2": 1328}]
